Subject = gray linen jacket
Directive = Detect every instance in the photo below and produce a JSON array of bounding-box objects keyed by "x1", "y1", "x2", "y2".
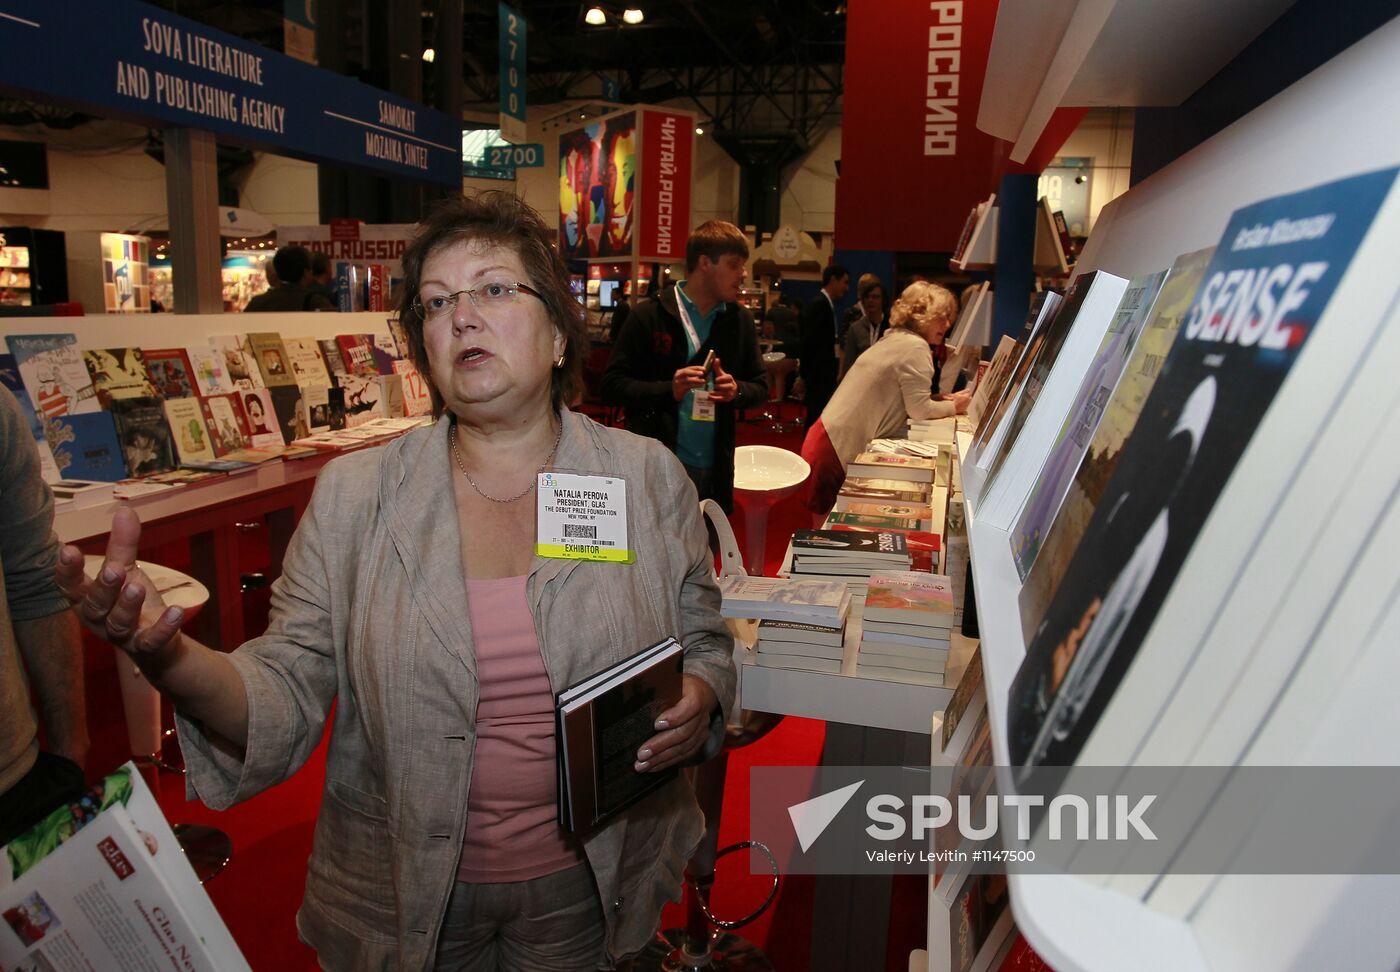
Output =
[{"x1": 176, "y1": 409, "x2": 738, "y2": 969}]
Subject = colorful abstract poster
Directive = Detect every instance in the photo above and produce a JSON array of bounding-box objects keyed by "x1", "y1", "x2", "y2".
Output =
[{"x1": 558, "y1": 112, "x2": 636, "y2": 259}]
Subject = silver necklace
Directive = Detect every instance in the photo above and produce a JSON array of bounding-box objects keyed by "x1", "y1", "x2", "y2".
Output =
[{"x1": 449, "y1": 417, "x2": 563, "y2": 504}]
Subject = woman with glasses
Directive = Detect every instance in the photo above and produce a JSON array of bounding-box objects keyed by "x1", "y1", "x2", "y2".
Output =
[{"x1": 52, "y1": 192, "x2": 736, "y2": 971}]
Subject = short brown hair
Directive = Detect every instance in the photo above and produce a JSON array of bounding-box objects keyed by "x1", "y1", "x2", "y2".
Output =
[
  {"x1": 888, "y1": 281, "x2": 957, "y2": 332},
  {"x1": 685, "y1": 220, "x2": 749, "y2": 273},
  {"x1": 397, "y1": 191, "x2": 588, "y2": 415}
]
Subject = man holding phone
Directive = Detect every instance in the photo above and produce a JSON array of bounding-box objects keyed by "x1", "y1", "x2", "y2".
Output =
[{"x1": 603, "y1": 220, "x2": 767, "y2": 513}]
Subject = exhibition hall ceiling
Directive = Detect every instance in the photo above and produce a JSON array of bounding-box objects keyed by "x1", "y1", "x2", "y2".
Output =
[{"x1": 144, "y1": 0, "x2": 847, "y2": 103}]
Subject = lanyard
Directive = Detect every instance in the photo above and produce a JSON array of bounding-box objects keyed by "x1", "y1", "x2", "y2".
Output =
[{"x1": 675, "y1": 291, "x2": 705, "y2": 358}]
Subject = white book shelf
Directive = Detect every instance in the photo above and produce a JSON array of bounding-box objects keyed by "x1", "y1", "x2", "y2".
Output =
[{"x1": 954, "y1": 14, "x2": 1400, "y2": 972}]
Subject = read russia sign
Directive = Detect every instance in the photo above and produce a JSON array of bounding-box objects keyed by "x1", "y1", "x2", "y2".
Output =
[{"x1": 637, "y1": 109, "x2": 694, "y2": 263}]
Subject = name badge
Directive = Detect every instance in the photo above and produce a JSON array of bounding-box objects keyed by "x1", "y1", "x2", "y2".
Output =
[
  {"x1": 536, "y1": 471, "x2": 633, "y2": 563},
  {"x1": 691, "y1": 391, "x2": 717, "y2": 422}
]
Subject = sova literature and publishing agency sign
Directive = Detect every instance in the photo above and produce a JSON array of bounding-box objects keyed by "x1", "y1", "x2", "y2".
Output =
[{"x1": 0, "y1": 0, "x2": 463, "y2": 187}]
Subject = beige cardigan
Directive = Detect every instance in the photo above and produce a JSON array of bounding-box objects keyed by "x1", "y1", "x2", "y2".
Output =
[
  {"x1": 177, "y1": 410, "x2": 736, "y2": 969},
  {"x1": 821, "y1": 327, "x2": 957, "y2": 465}
]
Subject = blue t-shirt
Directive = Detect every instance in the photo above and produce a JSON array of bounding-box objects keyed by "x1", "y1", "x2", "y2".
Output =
[{"x1": 674, "y1": 283, "x2": 719, "y2": 470}]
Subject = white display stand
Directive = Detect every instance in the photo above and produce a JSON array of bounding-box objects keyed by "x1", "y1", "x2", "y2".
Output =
[
  {"x1": 953, "y1": 20, "x2": 1400, "y2": 972},
  {"x1": 951, "y1": 202, "x2": 998, "y2": 273},
  {"x1": 1032, "y1": 196, "x2": 1069, "y2": 275}
]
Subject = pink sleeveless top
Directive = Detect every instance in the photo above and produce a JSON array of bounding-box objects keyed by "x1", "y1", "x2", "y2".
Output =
[{"x1": 457, "y1": 575, "x2": 585, "y2": 883}]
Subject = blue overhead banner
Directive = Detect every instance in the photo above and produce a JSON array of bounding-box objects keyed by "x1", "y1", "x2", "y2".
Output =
[
  {"x1": 0, "y1": 0, "x2": 463, "y2": 186},
  {"x1": 498, "y1": 2, "x2": 527, "y2": 144}
]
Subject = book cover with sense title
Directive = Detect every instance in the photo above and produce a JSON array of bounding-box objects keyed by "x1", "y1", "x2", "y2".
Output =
[{"x1": 1007, "y1": 168, "x2": 1399, "y2": 771}]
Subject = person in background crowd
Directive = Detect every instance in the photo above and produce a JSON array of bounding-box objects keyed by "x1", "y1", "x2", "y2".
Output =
[
  {"x1": 840, "y1": 277, "x2": 887, "y2": 379},
  {"x1": 608, "y1": 295, "x2": 631, "y2": 343},
  {"x1": 798, "y1": 264, "x2": 849, "y2": 430},
  {"x1": 838, "y1": 272, "x2": 880, "y2": 346},
  {"x1": 602, "y1": 220, "x2": 767, "y2": 514},
  {"x1": 802, "y1": 280, "x2": 972, "y2": 519},
  {"x1": 54, "y1": 191, "x2": 735, "y2": 971},
  {"x1": 0, "y1": 385, "x2": 88, "y2": 846},
  {"x1": 309, "y1": 250, "x2": 338, "y2": 307},
  {"x1": 244, "y1": 246, "x2": 336, "y2": 312}
]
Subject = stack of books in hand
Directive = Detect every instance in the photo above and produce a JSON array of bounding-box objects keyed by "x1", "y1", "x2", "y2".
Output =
[
  {"x1": 719, "y1": 575, "x2": 852, "y2": 675},
  {"x1": 857, "y1": 570, "x2": 955, "y2": 686}
]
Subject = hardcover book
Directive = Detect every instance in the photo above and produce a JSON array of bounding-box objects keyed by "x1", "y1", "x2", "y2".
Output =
[
  {"x1": 337, "y1": 373, "x2": 387, "y2": 427},
  {"x1": 967, "y1": 335, "x2": 1020, "y2": 432},
  {"x1": 393, "y1": 360, "x2": 434, "y2": 416},
  {"x1": 238, "y1": 388, "x2": 285, "y2": 448},
  {"x1": 318, "y1": 338, "x2": 349, "y2": 377},
  {"x1": 200, "y1": 393, "x2": 252, "y2": 456},
  {"x1": 556, "y1": 638, "x2": 683, "y2": 832},
  {"x1": 269, "y1": 384, "x2": 310, "y2": 443},
  {"x1": 1016, "y1": 246, "x2": 1216, "y2": 640},
  {"x1": 247, "y1": 332, "x2": 297, "y2": 387},
  {"x1": 282, "y1": 337, "x2": 331, "y2": 386},
  {"x1": 163, "y1": 397, "x2": 217, "y2": 465},
  {"x1": 370, "y1": 330, "x2": 399, "y2": 373},
  {"x1": 83, "y1": 347, "x2": 157, "y2": 405},
  {"x1": 186, "y1": 345, "x2": 232, "y2": 396},
  {"x1": 0, "y1": 352, "x2": 60, "y2": 480},
  {"x1": 108, "y1": 397, "x2": 175, "y2": 477},
  {"x1": 209, "y1": 335, "x2": 264, "y2": 391},
  {"x1": 44, "y1": 412, "x2": 128, "y2": 482},
  {"x1": 1005, "y1": 268, "x2": 1170, "y2": 570},
  {"x1": 975, "y1": 270, "x2": 1128, "y2": 492},
  {"x1": 5, "y1": 333, "x2": 100, "y2": 417},
  {"x1": 1006, "y1": 169, "x2": 1396, "y2": 771},
  {"x1": 970, "y1": 294, "x2": 1062, "y2": 451},
  {"x1": 142, "y1": 348, "x2": 197, "y2": 399},
  {"x1": 336, "y1": 334, "x2": 379, "y2": 377},
  {"x1": 300, "y1": 381, "x2": 332, "y2": 433}
]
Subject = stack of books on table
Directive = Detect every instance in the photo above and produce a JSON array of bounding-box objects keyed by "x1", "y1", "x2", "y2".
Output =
[
  {"x1": 825, "y1": 467, "x2": 946, "y2": 572},
  {"x1": 869, "y1": 434, "x2": 952, "y2": 486},
  {"x1": 787, "y1": 529, "x2": 912, "y2": 597},
  {"x1": 718, "y1": 575, "x2": 852, "y2": 675},
  {"x1": 856, "y1": 570, "x2": 955, "y2": 686}
]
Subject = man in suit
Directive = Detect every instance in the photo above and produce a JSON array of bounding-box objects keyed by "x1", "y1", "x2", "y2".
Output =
[
  {"x1": 602, "y1": 220, "x2": 767, "y2": 513},
  {"x1": 799, "y1": 264, "x2": 850, "y2": 430}
]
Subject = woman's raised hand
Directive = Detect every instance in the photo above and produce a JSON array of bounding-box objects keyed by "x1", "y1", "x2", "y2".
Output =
[{"x1": 55, "y1": 506, "x2": 185, "y2": 666}]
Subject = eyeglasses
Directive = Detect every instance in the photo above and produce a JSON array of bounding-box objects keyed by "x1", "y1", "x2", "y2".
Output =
[{"x1": 412, "y1": 280, "x2": 544, "y2": 320}]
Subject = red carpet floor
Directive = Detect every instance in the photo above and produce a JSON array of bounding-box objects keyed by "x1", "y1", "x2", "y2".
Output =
[{"x1": 78, "y1": 400, "x2": 928, "y2": 970}]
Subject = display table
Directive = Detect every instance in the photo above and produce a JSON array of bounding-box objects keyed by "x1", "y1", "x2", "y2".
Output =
[
  {"x1": 739, "y1": 600, "x2": 978, "y2": 971},
  {"x1": 57, "y1": 451, "x2": 343, "y2": 651}
]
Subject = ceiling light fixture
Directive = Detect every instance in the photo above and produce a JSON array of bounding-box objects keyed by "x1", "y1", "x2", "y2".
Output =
[
  {"x1": 421, "y1": 47, "x2": 435, "y2": 63},
  {"x1": 622, "y1": 8, "x2": 644, "y2": 23},
  {"x1": 585, "y1": 6, "x2": 607, "y2": 25},
  {"x1": 695, "y1": 126, "x2": 704, "y2": 135}
]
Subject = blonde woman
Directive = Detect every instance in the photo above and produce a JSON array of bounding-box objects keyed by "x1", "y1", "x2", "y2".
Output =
[{"x1": 800, "y1": 280, "x2": 972, "y2": 517}]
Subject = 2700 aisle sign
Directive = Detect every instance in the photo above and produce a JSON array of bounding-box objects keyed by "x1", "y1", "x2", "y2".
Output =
[{"x1": 487, "y1": 143, "x2": 544, "y2": 167}]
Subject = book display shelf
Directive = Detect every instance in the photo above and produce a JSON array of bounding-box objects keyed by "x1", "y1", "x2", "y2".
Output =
[
  {"x1": 1, "y1": 310, "x2": 406, "y2": 650},
  {"x1": 947, "y1": 13, "x2": 1400, "y2": 972}
]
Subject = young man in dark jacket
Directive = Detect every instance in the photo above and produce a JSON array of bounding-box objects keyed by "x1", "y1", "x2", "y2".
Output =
[{"x1": 602, "y1": 220, "x2": 767, "y2": 513}]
